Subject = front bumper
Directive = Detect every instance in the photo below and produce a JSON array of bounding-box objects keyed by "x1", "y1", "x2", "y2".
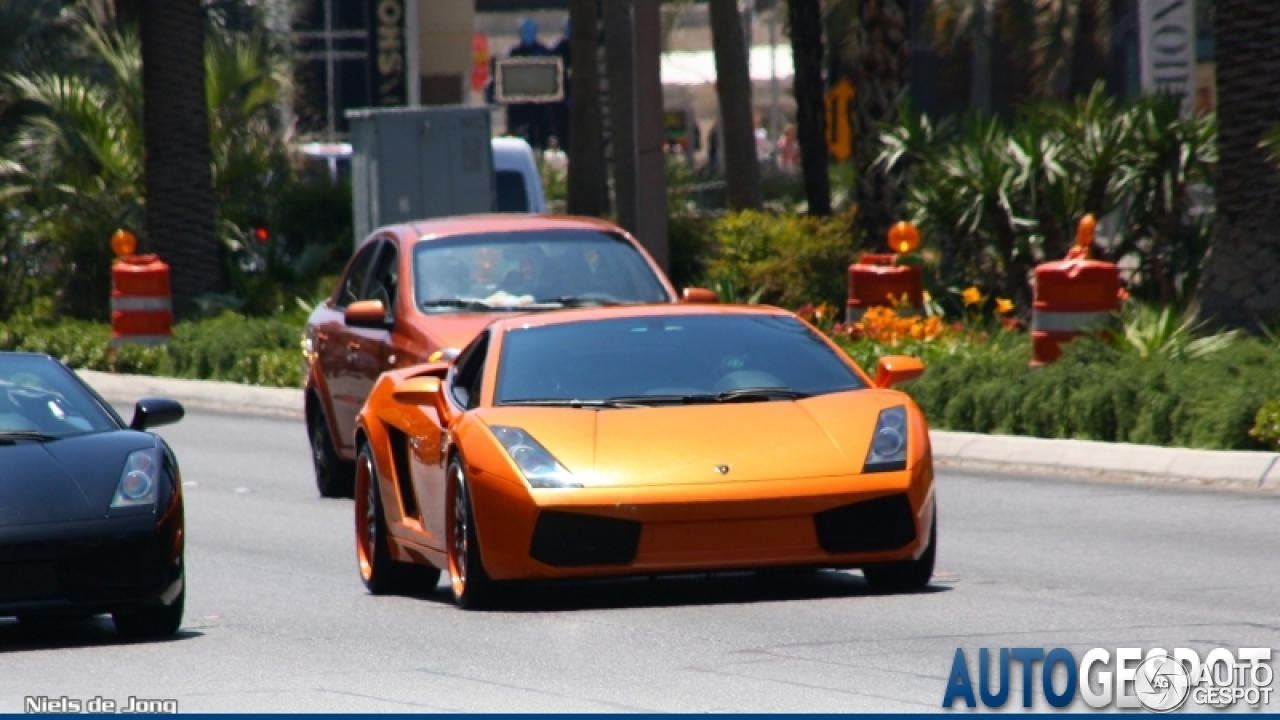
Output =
[
  {"x1": 0, "y1": 512, "x2": 183, "y2": 617},
  {"x1": 470, "y1": 461, "x2": 934, "y2": 581}
]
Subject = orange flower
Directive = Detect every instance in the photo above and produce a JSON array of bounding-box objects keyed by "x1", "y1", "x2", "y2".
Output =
[
  {"x1": 995, "y1": 297, "x2": 1014, "y2": 315},
  {"x1": 961, "y1": 287, "x2": 982, "y2": 306}
]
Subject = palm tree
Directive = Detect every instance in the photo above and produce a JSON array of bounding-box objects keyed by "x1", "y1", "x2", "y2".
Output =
[
  {"x1": 930, "y1": 0, "x2": 1112, "y2": 105},
  {"x1": 787, "y1": 0, "x2": 830, "y2": 216},
  {"x1": 566, "y1": 0, "x2": 610, "y2": 217},
  {"x1": 854, "y1": 0, "x2": 912, "y2": 246},
  {"x1": 1197, "y1": 0, "x2": 1280, "y2": 329},
  {"x1": 708, "y1": 0, "x2": 762, "y2": 210},
  {"x1": 139, "y1": 0, "x2": 222, "y2": 313},
  {"x1": 604, "y1": 0, "x2": 637, "y2": 231}
]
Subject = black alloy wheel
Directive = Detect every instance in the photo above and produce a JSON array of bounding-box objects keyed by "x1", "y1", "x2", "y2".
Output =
[
  {"x1": 447, "y1": 456, "x2": 496, "y2": 610},
  {"x1": 309, "y1": 402, "x2": 354, "y2": 498}
]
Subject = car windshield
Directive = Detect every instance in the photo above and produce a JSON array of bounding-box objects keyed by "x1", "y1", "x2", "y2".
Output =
[
  {"x1": 495, "y1": 314, "x2": 866, "y2": 406},
  {"x1": 0, "y1": 355, "x2": 119, "y2": 438},
  {"x1": 412, "y1": 229, "x2": 670, "y2": 312}
]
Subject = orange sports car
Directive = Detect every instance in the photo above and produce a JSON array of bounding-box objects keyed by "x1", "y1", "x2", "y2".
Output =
[
  {"x1": 351, "y1": 304, "x2": 935, "y2": 609},
  {"x1": 303, "y1": 215, "x2": 687, "y2": 498}
]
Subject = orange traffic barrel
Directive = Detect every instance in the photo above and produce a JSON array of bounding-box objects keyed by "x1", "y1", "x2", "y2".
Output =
[
  {"x1": 846, "y1": 253, "x2": 923, "y2": 322},
  {"x1": 1031, "y1": 258, "x2": 1119, "y2": 365},
  {"x1": 111, "y1": 254, "x2": 172, "y2": 346}
]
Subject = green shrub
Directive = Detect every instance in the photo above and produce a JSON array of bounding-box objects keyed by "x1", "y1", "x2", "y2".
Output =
[
  {"x1": 0, "y1": 309, "x2": 305, "y2": 387},
  {"x1": 1249, "y1": 399, "x2": 1280, "y2": 449},
  {"x1": 863, "y1": 335, "x2": 1280, "y2": 450},
  {"x1": 696, "y1": 210, "x2": 859, "y2": 308}
]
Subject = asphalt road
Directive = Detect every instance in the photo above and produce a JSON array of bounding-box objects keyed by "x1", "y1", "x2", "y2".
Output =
[{"x1": 1, "y1": 410, "x2": 1277, "y2": 712}]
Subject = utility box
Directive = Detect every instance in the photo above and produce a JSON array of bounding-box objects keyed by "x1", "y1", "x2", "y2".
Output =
[{"x1": 346, "y1": 106, "x2": 495, "y2": 244}]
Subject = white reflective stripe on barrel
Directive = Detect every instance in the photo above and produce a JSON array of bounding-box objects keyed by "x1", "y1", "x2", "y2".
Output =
[
  {"x1": 111, "y1": 296, "x2": 172, "y2": 312},
  {"x1": 1031, "y1": 310, "x2": 1111, "y2": 333},
  {"x1": 110, "y1": 335, "x2": 169, "y2": 347}
]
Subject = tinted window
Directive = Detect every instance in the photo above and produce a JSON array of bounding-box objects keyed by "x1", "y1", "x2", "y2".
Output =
[
  {"x1": 495, "y1": 314, "x2": 864, "y2": 403},
  {"x1": 412, "y1": 229, "x2": 670, "y2": 311},
  {"x1": 336, "y1": 241, "x2": 381, "y2": 308},
  {"x1": 0, "y1": 355, "x2": 119, "y2": 436},
  {"x1": 366, "y1": 241, "x2": 399, "y2": 318},
  {"x1": 450, "y1": 332, "x2": 489, "y2": 410},
  {"x1": 495, "y1": 170, "x2": 529, "y2": 212}
]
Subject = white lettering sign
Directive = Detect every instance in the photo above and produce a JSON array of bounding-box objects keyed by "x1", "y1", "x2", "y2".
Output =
[{"x1": 1139, "y1": 0, "x2": 1196, "y2": 115}]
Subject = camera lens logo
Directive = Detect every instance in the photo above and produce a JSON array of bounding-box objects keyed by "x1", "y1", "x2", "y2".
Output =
[{"x1": 1135, "y1": 655, "x2": 1192, "y2": 712}]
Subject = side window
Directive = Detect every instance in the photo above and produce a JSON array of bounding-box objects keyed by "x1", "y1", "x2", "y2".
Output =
[
  {"x1": 336, "y1": 241, "x2": 380, "y2": 309},
  {"x1": 449, "y1": 332, "x2": 490, "y2": 410},
  {"x1": 366, "y1": 240, "x2": 399, "y2": 317}
]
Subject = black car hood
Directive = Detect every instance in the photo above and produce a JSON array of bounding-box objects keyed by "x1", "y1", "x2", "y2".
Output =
[{"x1": 0, "y1": 431, "x2": 156, "y2": 527}]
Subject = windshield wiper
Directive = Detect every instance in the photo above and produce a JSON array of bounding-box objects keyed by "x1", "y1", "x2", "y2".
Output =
[
  {"x1": 600, "y1": 388, "x2": 810, "y2": 406},
  {"x1": 536, "y1": 295, "x2": 627, "y2": 308},
  {"x1": 714, "y1": 387, "x2": 811, "y2": 402},
  {"x1": 0, "y1": 430, "x2": 59, "y2": 442},
  {"x1": 499, "y1": 398, "x2": 649, "y2": 408},
  {"x1": 418, "y1": 298, "x2": 530, "y2": 312}
]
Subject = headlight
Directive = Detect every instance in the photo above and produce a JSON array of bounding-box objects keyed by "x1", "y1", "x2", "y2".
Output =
[
  {"x1": 489, "y1": 425, "x2": 581, "y2": 488},
  {"x1": 863, "y1": 406, "x2": 908, "y2": 473},
  {"x1": 111, "y1": 449, "x2": 161, "y2": 508}
]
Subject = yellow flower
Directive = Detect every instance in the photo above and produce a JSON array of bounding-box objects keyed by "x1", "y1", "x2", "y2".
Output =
[
  {"x1": 961, "y1": 287, "x2": 982, "y2": 306},
  {"x1": 995, "y1": 297, "x2": 1014, "y2": 315}
]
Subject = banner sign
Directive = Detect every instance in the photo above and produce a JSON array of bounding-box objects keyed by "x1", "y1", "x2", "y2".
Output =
[
  {"x1": 1139, "y1": 0, "x2": 1196, "y2": 114},
  {"x1": 370, "y1": 0, "x2": 406, "y2": 106}
]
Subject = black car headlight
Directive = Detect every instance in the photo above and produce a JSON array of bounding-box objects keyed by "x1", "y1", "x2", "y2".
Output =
[
  {"x1": 111, "y1": 448, "x2": 161, "y2": 508},
  {"x1": 489, "y1": 425, "x2": 581, "y2": 488},
  {"x1": 863, "y1": 406, "x2": 908, "y2": 473}
]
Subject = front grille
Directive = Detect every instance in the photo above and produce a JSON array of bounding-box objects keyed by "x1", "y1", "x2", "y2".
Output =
[
  {"x1": 529, "y1": 511, "x2": 641, "y2": 567},
  {"x1": 814, "y1": 493, "x2": 917, "y2": 554}
]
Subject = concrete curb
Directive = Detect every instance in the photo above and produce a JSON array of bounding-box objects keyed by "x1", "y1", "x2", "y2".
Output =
[
  {"x1": 77, "y1": 369, "x2": 303, "y2": 421},
  {"x1": 76, "y1": 370, "x2": 1280, "y2": 492}
]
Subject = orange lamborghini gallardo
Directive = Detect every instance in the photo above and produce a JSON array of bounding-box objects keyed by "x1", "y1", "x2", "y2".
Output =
[{"x1": 352, "y1": 304, "x2": 936, "y2": 609}]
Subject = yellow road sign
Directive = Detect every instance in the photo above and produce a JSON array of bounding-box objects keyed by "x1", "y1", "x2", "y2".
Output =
[{"x1": 825, "y1": 79, "x2": 855, "y2": 161}]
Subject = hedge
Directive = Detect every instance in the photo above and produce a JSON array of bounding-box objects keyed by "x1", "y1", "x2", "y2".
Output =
[
  {"x1": 865, "y1": 336, "x2": 1280, "y2": 451},
  {"x1": 0, "y1": 311, "x2": 305, "y2": 388}
]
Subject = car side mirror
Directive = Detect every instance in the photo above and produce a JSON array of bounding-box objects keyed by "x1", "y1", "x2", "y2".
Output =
[
  {"x1": 345, "y1": 299, "x2": 392, "y2": 330},
  {"x1": 392, "y1": 376, "x2": 441, "y2": 405},
  {"x1": 681, "y1": 287, "x2": 719, "y2": 304},
  {"x1": 130, "y1": 397, "x2": 184, "y2": 431},
  {"x1": 873, "y1": 356, "x2": 925, "y2": 389}
]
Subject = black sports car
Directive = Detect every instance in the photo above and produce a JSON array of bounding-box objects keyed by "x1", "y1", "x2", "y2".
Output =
[{"x1": 0, "y1": 352, "x2": 186, "y2": 637}]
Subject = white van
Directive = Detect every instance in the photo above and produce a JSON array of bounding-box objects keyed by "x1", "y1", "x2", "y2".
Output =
[
  {"x1": 298, "y1": 137, "x2": 545, "y2": 214},
  {"x1": 491, "y1": 137, "x2": 547, "y2": 213}
]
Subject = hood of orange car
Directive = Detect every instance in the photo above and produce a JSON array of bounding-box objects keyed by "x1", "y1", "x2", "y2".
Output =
[{"x1": 477, "y1": 391, "x2": 909, "y2": 488}]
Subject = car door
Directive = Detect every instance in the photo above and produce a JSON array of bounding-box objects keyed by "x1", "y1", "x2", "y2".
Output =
[
  {"x1": 343, "y1": 237, "x2": 400, "y2": 433},
  {"x1": 421, "y1": 331, "x2": 489, "y2": 546},
  {"x1": 320, "y1": 240, "x2": 383, "y2": 453}
]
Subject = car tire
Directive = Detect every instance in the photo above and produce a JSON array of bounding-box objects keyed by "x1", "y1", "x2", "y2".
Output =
[
  {"x1": 309, "y1": 402, "x2": 354, "y2": 498},
  {"x1": 862, "y1": 510, "x2": 936, "y2": 593},
  {"x1": 447, "y1": 456, "x2": 497, "y2": 610},
  {"x1": 355, "y1": 443, "x2": 441, "y2": 595},
  {"x1": 112, "y1": 561, "x2": 185, "y2": 638}
]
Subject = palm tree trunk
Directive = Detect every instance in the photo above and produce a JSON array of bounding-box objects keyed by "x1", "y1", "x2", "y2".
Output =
[
  {"x1": 788, "y1": 0, "x2": 830, "y2": 216},
  {"x1": 854, "y1": 0, "x2": 911, "y2": 246},
  {"x1": 604, "y1": 0, "x2": 637, "y2": 232},
  {"x1": 709, "y1": 0, "x2": 762, "y2": 210},
  {"x1": 1198, "y1": 0, "x2": 1280, "y2": 330},
  {"x1": 566, "y1": 0, "x2": 610, "y2": 217},
  {"x1": 139, "y1": 0, "x2": 222, "y2": 312}
]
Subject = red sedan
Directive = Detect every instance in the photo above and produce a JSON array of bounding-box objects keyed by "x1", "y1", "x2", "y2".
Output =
[{"x1": 302, "y1": 214, "x2": 689, "y2": 497}]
